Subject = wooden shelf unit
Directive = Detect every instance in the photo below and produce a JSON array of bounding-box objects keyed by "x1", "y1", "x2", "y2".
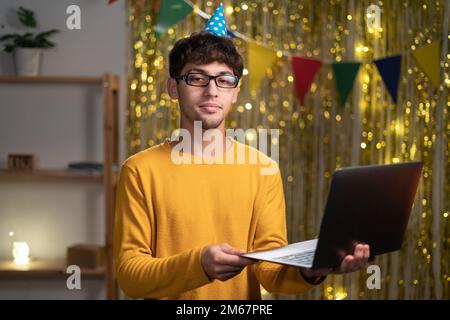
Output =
[
  {"x1": 0, "y1": 75, "x2": 103, "y2": 84},
  {"x1": 0, "y1": 259, "x2": 105, "y2": 279},
  {"x1": 0, "y1": 169, "x2": 119, "y2": 184},
  {"x1": 0, "y1": 169, "x2": 103, "y2": 182},
  {"x1": 0, "y1": 74, "x2": 119, "y2": 299}
]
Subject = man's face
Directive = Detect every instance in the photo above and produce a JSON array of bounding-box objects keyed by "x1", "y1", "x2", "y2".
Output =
[{"x1": 167, "y1": 61, "x2": 239, "y2": 130}]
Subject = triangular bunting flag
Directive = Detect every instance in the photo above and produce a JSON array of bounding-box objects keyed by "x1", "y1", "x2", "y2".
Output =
[
  {"x1": 374, "y1": 55, "x2": 402, "y2": 103},
  {"x1": 248, "y1": 42, "x2": 278, "y2": 93},
  {"x1": 331, "y1": 62, "x2": 361, "y2": 106},
  {"x1": 412, "y1": 41, "x2": 441, "y2": 87},
  {"x1": 203, "y1": 3, "x2": 228, "y2": 37},
  {"x1": 291, "y1": 57, "x2": 322, "y2": 105},
  {"x1": 154, "y1": 0, "x2": 193, "y2": 36}
]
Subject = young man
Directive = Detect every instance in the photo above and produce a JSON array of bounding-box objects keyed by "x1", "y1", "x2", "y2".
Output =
[{"x1": 113, "y1": 32, "x2": 370, "y2": 299}]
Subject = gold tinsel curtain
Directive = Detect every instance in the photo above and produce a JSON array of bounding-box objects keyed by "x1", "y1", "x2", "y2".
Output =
[{"x1": 126, "y1": 0, "x2": 449, "y2": 299}]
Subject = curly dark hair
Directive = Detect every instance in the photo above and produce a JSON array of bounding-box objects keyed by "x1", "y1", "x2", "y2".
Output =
[{"x1": 169, "y1": 31, "x2": 244, "y2": 79}]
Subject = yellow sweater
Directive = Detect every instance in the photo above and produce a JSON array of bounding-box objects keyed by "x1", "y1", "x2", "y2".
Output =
[{"x1": 114, "y1": 139, "x2": 317, "y2": 299}]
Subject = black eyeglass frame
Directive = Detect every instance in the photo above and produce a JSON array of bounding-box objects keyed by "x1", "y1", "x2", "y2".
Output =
[{"x1": 174, "y1": 72, "x2": 240, "y2": 88}]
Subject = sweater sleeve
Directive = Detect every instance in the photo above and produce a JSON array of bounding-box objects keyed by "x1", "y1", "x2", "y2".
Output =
[
  {"x1": 113, "y1": 163, "x2": 211, "y2": 299},
  {"x1": 250, "y1": 167, "x2": 319, "y2": 294}
]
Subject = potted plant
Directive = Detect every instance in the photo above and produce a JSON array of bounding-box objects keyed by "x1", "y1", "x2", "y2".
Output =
[{"x1": 0, "y1": 7, "x2": 58, "y2": 76}]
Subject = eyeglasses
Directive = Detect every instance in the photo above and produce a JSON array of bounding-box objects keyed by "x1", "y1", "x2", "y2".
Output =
[{"x1": 175, "y1": 72, "x2": 239, "y2": 88}]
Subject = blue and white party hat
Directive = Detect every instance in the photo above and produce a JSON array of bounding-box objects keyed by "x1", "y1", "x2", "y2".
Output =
[{"x1": 203, "y1": 3, "x2": 228, "y2": 36}]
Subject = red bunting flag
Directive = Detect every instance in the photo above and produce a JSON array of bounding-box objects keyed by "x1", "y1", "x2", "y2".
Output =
[{"x1": 292, "y1": 57, "x2": 322, "y2": 105}]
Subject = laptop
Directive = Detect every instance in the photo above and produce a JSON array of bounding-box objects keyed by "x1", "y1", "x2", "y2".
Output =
[{"x1": 241, "y1": 161, "x2": 423, "y2": 270}]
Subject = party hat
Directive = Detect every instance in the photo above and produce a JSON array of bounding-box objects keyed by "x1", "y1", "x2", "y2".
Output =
[{"x1": 203, "y1": 3, "x2": 228, "y2": 36}]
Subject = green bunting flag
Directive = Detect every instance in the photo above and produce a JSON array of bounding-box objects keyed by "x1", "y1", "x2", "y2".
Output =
[
  {"x1": 331, "y1": 62, "x2": 361, "y2": 106},
  {"x1": 154, "y1": 0, "x2": 193, "y2": 36}
]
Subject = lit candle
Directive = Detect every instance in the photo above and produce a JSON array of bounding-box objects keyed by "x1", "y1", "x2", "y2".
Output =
[{"x1": 12, "y1": 241, "x2": 30, "y2": 265}]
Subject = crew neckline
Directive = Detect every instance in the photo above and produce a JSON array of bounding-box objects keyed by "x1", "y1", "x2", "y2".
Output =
[{"x1": 162, "y1": 136, "x2": 238, "y2": 162}]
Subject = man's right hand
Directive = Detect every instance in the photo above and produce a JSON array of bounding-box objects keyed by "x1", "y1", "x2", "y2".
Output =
[{"x1": 200, "y1": 243, "x2": 257, "y2": 281}]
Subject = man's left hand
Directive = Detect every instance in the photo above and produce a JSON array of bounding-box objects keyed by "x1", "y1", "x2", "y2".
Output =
[{"x1": 300, "y1": 243, "x2": 370, "y2": 279}]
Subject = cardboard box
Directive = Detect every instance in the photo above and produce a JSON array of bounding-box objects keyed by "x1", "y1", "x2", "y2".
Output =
[
  {"x1": 7, "y1": 154, "x2": 35, "y2": 171},
  {"x1": 67, "y1": 244, "x2": 105, "y2": 269}
]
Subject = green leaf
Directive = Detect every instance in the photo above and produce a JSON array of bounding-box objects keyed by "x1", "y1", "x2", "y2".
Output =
[
  {"x1": 35, "y1": 29, "x2": 59, "y2": 40},
  {"x1": 18, "y1": 6, "x2": 37, "y2": 28},
  {"x1": 42, "y1": 40, "x2": 55, "y2": 48},
  {"x1": 14, "y1": 33, "x2": 34, "y2": 47},
  {"x1": 0, "y1": 34, "x2": 18, "y2": 42}
]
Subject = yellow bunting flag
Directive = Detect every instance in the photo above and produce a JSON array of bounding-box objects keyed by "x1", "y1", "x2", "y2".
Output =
[
  {"x1": 412, "y1": 41, "x2": 441, "y2": 87},
  {"x1": 247, "y1": 42, "x2": 277, "y2": 93}
]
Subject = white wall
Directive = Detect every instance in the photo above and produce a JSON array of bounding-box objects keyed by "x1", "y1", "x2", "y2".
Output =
[{"x1": 0, "y1": 0, "x2": 127, "y2": 299}]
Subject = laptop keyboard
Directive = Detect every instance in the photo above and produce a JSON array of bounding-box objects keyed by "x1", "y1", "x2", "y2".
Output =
[{"x1": 273, "y1": 250, "x2": 315, "y2": 265}]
